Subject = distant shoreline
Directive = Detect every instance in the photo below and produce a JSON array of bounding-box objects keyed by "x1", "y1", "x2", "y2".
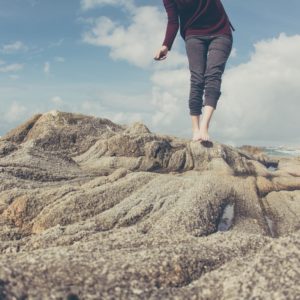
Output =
[{"x1": 263, "y1": 147, "x2": 300, "y2": 158}]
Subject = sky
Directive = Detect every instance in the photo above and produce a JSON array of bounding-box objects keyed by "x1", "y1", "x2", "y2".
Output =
[{"x1": 0, "y1": 0, "x2": 300, "y2": 147}]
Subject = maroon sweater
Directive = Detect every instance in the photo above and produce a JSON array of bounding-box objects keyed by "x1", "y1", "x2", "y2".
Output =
[{"x1": 162, "y1": 0, "x2": 235, "y2": 50}]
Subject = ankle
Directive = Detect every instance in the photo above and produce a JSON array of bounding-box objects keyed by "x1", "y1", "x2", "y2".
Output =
[{"x1": 201, "y1": 119, "x2": 209, "y2": 125}]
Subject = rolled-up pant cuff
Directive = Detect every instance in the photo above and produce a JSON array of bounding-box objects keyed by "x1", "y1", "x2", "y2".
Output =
[
  {"x1": 204, "y1": 88, "x2": 221, "y2": 109},
  {"x1": 204, "y1": 98, "x2": 218, "y2": 109},
  {"x1": 190, "y1": 112, "x2": 202, "y2": 116},
  {"x1": 189, "y1": 105, "x2": 203, "y2": 115}
]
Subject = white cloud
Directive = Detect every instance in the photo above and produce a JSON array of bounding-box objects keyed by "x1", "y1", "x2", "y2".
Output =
[
  {"x1": 80, "y1": 2, "x2": 299, "y2": 145},
  {"x1": 230, "y1": 47, "x2": 237, "y2": 58},
  {"x1": 80, "y1": 99, "x2": 143, "y2": 125},
  {"x1": 77, "y1": 1, "x2": 211, "y2": 136},
  {"x1": 48, "y1": 38, "x2": 64, "y2": 48},
  {"x1": 81, "y1": 0, "x2": 135, "y2": 12},
  {"x1": 213, "y1": 32, "x2": 300, "y2": 144},
  {"x1": 27, "y1": 0, "x2": 38, "y2": 7},
  {"x1": 111, "y1": 112, "x2": 143, "y2": 124},
  {"x1": 82, "y1": 3, "x2": 186, "y2": 69},
  {"x1": 4, "y1": 101, "x2": 27, "y2": 123},
  {"x1": 54, "y1": 56, "x2": 65, "y2": 62},
  {"x1": 151, "y1": 85, "x2": 183, "y2": 126},
  {"x1": 50, "y1": 96, "x2": 64, "y2": 105},
  {"x1": 44, "y1": 62, "x2": 50, "y2": 74},
  {"x1": 80, "y1": 0, "x2": 191, "y2": 130},
  {"x1": 149, "y1": 67, "x2": 190, "y2": 126},
  {"x1": 1, "y1": 41, "x2": 28, "y2": 53},
  {"x1": 9, "y1": 75, "x2": 20, "y2": 80},
  {"x1": 149, "y1": 33, "x2": 300, "y2": 144},
  {"x1": 0, "y1": 63, "x2": 23, "y2": 73}
]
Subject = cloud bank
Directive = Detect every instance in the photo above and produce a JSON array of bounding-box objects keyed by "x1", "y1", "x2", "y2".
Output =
[{"x1": 80, "y1": 1, "x2": 300, "y2": 146}]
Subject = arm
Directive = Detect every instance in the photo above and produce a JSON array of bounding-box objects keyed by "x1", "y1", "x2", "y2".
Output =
[{"x1": 162, "y1": 0, "x2": 179, "y2": 51}]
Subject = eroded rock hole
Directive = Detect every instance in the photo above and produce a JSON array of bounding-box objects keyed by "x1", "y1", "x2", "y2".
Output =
[
  {"x1": 67, "y1": 293, "x2": 80, "y2": 300},
  {"x1": 266, "y1": 161, "x2": 278, "y2": 171},
  {"x1": 267, "y1": 165, "x2": 277, "y2": 172},
  {"x1": 217, "y1": 203, "x2": 235, "y2": 231},
  {"x1": 265, "y1": 215, "x2": 276, "y2": 238}
]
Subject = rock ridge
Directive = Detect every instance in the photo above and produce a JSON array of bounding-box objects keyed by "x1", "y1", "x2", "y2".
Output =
[{"x1": 0, "y1": 110, "x2": 299, "y2": 299}]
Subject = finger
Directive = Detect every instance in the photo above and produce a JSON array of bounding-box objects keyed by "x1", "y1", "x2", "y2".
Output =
[{"x1": 155, "y1": 53, "x2": 161, "y2": 59}]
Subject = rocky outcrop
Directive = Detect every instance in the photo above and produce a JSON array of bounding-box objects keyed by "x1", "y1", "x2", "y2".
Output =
[{"x1": 0, "y1": 110, "x2": 299, "y2": 299}]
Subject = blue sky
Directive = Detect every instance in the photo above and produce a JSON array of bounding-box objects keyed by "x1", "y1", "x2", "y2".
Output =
[{"x1": 1, "y1": 0, "x2": 300, "y2": 147}]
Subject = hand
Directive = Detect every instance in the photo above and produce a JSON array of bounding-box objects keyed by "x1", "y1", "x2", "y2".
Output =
[{"x1": 154, "y1": 45, "x2": 169, "y2": 61}]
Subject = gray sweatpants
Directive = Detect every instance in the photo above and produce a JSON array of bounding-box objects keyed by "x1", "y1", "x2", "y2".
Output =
[{"x1": 185, "y1": 34, "x2": 233, "y2": 115}]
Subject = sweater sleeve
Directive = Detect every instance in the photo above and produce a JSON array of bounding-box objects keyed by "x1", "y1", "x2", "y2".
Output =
[{"x1": 162, "y1": 0, "x2": 179, "y2": 51}]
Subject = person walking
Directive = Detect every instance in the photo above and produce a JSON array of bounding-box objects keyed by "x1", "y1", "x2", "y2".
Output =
[{"x1": 154, "y1": 0, "x2": 235, "y2": 142}]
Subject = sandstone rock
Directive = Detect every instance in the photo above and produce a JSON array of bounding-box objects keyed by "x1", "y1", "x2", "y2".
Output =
[
  {"x1": 263, "y1": 190, "x2": 300, "y2": 236},
  {"x1": 277, "y1": 156, "x2": 300, "y2": 177},
  {"x1": 238, "y1": 144, "x2": 265, "y2": 155},
  {"x1": 0, "y1": 111, "x2": 299, "y2": 299}
]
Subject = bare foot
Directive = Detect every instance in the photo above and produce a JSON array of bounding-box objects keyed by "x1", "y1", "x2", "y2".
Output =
[
  {"x1": 192, "y1": 128, "x2": 202, "y2": 141},
  {"x1": 199, "y1": 122, "x2": 210, "y2": 141}
]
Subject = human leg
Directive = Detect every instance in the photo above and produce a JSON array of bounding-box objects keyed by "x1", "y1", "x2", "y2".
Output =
[
  {"x1": 199, "y1": 105, "x2": 214, "y2": 141},
  {"x1": 204, "y1": 35, "x2": 232, "y2": 109},
  {"x1": 185, "y1": 35, "x2": 209, "y2": 140},
  {"x1": 200, "y1": 35, "x2": 233, "y2": 141},
  {"x1": 191, "y1": 115, "x2": 201, "y2": 141}
]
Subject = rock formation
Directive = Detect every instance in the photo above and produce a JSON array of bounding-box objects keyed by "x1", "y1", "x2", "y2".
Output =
[{"x1": 0, "y1": 110, "x2": 299, "y2": 299}]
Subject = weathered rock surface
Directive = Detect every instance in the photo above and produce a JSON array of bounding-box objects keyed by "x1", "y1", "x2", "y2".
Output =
[{"x1": 0, "y1": 110, "x2": 299, "y2": 299}]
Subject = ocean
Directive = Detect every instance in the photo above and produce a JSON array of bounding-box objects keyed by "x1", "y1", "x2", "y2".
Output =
[{"x1": 263, "y1": 146, "x2": 300, "y2": 157}]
